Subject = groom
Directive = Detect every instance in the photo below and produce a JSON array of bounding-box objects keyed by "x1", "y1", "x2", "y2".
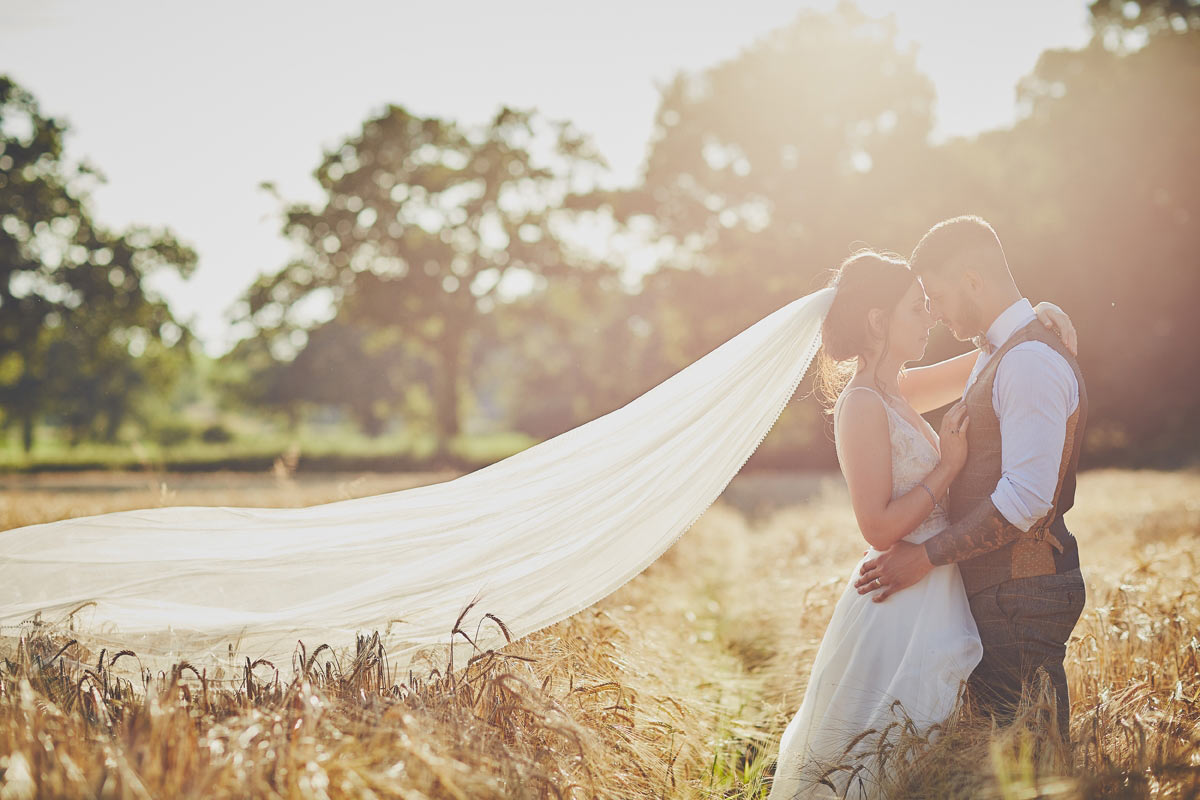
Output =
[{"x1": 854, "y1": 215, "x2": 1087, "y2": 737}]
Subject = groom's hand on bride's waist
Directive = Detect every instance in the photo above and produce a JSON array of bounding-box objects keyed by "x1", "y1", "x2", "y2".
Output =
[{"x1": 854, "y1": 541, "x2": 934, "y2": 602}]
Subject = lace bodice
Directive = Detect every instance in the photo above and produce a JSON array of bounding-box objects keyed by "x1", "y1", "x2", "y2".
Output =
[{"x1": 833, "y1": 385, "x2": 949, "y2": 544}]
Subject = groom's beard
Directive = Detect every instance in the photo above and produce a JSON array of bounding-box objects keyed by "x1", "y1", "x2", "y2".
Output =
[{"x1": 949, "y1": 292, "x2": 985, "y2": 342}]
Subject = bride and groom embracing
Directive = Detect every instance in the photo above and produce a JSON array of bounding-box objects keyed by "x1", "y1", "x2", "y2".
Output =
[
  {"x1": 0, "y1": 213, "x2": 1085, "y2": 796},
  {"x1": 767, "y1": 214, "x2": 1087, "y2": 799}
]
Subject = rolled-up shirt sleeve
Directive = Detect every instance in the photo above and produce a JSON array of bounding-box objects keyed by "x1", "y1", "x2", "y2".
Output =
[{"x1": 990, "y1": 342, "x2": 1079, "y2": 531}]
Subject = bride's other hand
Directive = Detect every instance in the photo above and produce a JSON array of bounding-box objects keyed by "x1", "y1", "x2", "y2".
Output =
[
  {"x1": 938, "y1": 402, "x2": 970, "y2": 475},
  {"x1": 854, "y1": 540, "x2": 933, "y2": 602},
  {"x1": 1034, "y1": 301, "x2": 1078, "y2": 356}
]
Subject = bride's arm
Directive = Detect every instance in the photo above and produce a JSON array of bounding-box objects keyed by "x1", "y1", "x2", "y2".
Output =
[
  {"x1": 837, "y1": 393, "x2": 968, "y2": 551},
  {"x1": 898, "y1": 350, "x2": 978, "y2": 415},
  {"x1": 899, "y1": 301, "x2": 1078, "y2": 414}
]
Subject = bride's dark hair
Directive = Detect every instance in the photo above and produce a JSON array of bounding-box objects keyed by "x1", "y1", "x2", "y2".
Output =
[{"x1": 813, "y1": 249, "x2": 918, "y2": 408}]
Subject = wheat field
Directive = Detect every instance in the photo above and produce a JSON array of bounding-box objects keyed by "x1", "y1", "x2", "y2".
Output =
[{"x1": 1, "y1": 468, "x2": 1198, "y2": 799}]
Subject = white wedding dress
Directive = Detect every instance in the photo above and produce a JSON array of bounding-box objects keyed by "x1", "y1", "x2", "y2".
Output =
[
  {"x1": 1, "y1": 290, "x2": 838, "y2": 678},
  {"x1": 767, "y1": 386, "x2": 983, "y2": 800}
]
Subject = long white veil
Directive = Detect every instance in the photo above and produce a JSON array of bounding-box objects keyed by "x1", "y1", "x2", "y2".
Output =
[{"x1": 1, "y1": 288, "x2": 834, "y2": 678}]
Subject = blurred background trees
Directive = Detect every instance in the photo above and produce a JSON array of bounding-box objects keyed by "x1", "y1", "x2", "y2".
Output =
[
  {"x1": 897, "y1": 0, "x2": 1200, "y2": 461},
  {"x1": 1, "y1": 0, "x2": 1196, "y2": 469},
  {"x1": 227, "y1": 105, "x2": 621, "y2": 458},
  {"x1": 0, "y1": 77, "x2": 196, "y2": 453}
]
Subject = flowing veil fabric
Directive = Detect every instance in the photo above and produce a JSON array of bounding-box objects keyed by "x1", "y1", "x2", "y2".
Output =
[{"x1": 1, "y1": 288, "x2": 834, "y2": 677}]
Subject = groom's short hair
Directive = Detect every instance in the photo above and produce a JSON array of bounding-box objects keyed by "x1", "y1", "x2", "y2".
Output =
[{"x1": 909, "y1": 215, "x2": 1012, "y2": 281}]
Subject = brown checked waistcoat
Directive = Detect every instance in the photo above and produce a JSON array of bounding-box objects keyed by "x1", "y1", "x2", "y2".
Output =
[{"x1": 949, "y1": 320, "x2": 1087, "y2": 596}]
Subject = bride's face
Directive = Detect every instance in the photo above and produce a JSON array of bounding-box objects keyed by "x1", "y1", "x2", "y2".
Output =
[{"x1": 888, "y1": 280, "x2": 936, "y2": 363}]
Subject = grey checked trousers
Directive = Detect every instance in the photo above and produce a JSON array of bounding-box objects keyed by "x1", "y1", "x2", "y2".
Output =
[{"x1": 966, "y1": 568, "x2": 1086, "y2": 736}]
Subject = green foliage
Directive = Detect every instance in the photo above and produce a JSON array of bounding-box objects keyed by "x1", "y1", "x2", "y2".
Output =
[
  {"x1": 621, "y1": 3, "x2": 934, "y2": 284},
  {"x1": 0, "y1": 75, "x2": 196, "y2": 451},
  {"x1": 572, "y1": 5, "x2": 1200, "y2": 467},
  {"x1": 481, "y1": 270, "x2": 669, "y2": 438},
  {"x1": 1089, "y1": 0, "x2": 1200, "y2": 42},
  {"x1": 564, "y1": 5, "x2": 939, "y2": 433},
  {"x1": 928, "y1": 29, "x2": 1200, "y2": 461},
  {"x1": 233, "y1": 104, "x2": 619, "y2": 452},
  {"x1": 0, "y1": 422, "x2": 534, "y2": 472},
  {"x1": 199, "y1": 423, "x2": 233, "y2": 444},
  {"x1": 151, "y1": 419, "x2": 194, "y2": 447},
  {"x1": 6, "y1": 2, "x2": 1198, "y2": 467}
]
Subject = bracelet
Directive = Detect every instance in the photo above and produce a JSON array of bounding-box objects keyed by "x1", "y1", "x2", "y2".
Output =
[{"x1": 917, "y1": 481, "x2": 941, "y2": 511}]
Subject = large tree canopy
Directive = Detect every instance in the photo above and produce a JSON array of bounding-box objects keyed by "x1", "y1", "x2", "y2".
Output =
[
  {"x1": 0, "y1": 76, "x2": 196, "y2": 450},
  {"x1": 236, "y1": 105, "x2": 619, "y2": 450},
  {"x1": 571, "y1": 2, "x2": 1199, "y2": 466},
  {"x1": 1089, "y1": 0, "x2": 1200, "y2": 41},
  {"x1": 6, "y1": 1, "x2": 1195, "y2": 470},
  {"x1": 1011, "y1": 29, "x2": 1200, "y2": 453},
  {"x1": 586, "y1": 3, "x2": 936, "y2": 365}
]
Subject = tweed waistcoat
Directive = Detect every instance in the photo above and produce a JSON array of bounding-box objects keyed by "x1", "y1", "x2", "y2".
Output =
[{"x1": 949, "y1": 320, "x2": 1087, "y2": 595}]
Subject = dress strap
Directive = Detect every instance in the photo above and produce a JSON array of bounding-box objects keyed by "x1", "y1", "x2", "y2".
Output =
[
  {"x1": 840, "y1": 385, "x2": 885, "y2": 402},
  {"x1": 833, "y1": 384, "x2": 894, "y2": 434},
  {"x1": 835, "y1": 384, "x2": 891, "y2": 416}
]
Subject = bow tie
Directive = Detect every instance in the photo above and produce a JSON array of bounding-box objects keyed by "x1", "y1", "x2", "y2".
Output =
[{"x1": 973, "y1": 335, "x2": 996, "y2": 355}]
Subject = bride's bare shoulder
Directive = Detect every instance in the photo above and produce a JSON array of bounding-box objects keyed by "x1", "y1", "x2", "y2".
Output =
[
  {"x1": 835, "y1": 384, "x2": 893, "y2": 484},
  {"x1": 834, "y1": 385, "x2": 889, "y2": 439}
]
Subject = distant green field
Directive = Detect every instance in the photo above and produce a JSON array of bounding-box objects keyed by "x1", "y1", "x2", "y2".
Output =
[{"x1": 0, "y1": 427, "x2": 537, "y2": 472}]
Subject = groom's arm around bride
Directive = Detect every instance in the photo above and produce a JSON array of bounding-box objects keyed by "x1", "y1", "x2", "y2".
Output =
[{"x1": 854, "y1": 215, "x2": 1088, "y2": 738}]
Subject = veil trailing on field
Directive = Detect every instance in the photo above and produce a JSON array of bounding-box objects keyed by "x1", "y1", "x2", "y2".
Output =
[{"x1": 0, "y1": 288, "x2": 835, "y2": 678}]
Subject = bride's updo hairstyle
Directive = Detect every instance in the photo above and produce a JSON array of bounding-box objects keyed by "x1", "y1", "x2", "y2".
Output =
[{"x1": 814, "y1": 249, "x2": 918, "y2": 408}]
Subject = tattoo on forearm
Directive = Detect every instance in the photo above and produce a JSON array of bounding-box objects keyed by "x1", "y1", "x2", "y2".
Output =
[{"x1": 925, "y1": 499, "x2": 1025, "y2": 566}]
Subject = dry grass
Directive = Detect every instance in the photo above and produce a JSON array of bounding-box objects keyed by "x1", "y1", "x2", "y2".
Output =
[{"x1": 1, "y1": 468, "x2": 1198, "y2": 798}]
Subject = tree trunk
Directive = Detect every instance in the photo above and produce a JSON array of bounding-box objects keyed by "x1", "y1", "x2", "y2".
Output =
[
  {"x1": 432, "y1": 328, "x2": 465, "y2": 460},
  {"x1": 21, "y1": 412, "x2": 34, "y2": 453},
  {"x1": 103, "y1": 407, "x2": 123, "y2": 442},
  {"x1": 284, "y1": 404, "x2": 301, "y2": 433}
]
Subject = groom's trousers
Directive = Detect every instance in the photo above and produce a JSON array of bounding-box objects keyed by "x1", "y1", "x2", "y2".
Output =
[{"x1": 966, "y1": 567, "x2": 1086, "y2": 736}]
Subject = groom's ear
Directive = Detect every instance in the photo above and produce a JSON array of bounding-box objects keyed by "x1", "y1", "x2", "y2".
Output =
[{"x1": 963, "y1": 268, "x2": 985, "y2": 295}]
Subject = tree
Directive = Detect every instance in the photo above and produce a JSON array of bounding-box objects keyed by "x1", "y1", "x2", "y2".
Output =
[
  {"x1": 572, "y1": 0, "x2": 1198, "y2": 467},
  {"x1": 869, "y1": 24, "x2": 1200, "y2": 463},
  {"x1": 1089, "y1": 0, "x2": 1200, "y2": 44},
  {"x1": 1009, "y1": 31, "x2": 1200, "y2": 458},
  {"x1": 584, "y1": 2, "x2": 936, "y2": 368},
  {"x1": 478, "y1": 271, "x2": 669, "y2": 438},
  {"x1": 0, "y1": 76, "x2": 196, "y2": 451},
  {"x1": 538, "y1": 2, "x2": 938, "y2": 464},
  {"x1": 222, "y1": 316, "x2": 432, "y2": 437},
  {"x1": 240, "y1": 105, "x2": 616, "y2": 454}
]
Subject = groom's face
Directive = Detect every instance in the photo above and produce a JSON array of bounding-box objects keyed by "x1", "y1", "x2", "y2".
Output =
[{"x1": 918, "y1": 274, "x2": 983, "y2": 342}]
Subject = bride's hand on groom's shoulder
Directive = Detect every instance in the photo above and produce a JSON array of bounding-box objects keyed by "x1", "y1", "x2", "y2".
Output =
[{"x1": 1034, "y1": 301, "x2": 1079, "y2": 356}]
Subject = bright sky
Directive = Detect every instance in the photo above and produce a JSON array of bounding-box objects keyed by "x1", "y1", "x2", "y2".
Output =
[{"x1": 0, "y1": 0, "x2": 1093, "y2": 356}]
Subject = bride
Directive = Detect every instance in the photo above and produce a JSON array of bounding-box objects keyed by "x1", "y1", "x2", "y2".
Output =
[
  {"x1": 766, "y1": 250, "x2": 1075, "y2": 799},
  {"x1": 0, "y1": 246, "x2": 1073, "y2": 703}
]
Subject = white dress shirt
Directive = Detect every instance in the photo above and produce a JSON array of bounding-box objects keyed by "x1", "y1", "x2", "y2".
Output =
[{"x1": 965, "y1": 298, "x2": 1080, "y2": 532}]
